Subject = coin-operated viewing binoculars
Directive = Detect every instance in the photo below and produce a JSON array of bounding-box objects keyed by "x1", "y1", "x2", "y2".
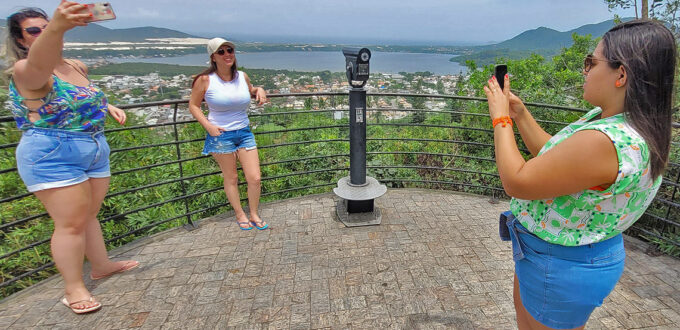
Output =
[
  {"x1": 334, "y1": 47, "x2": 386, "y2": 227},
  {"x1": 342, "y1": 47, "x2": 371, "y2": 88}
]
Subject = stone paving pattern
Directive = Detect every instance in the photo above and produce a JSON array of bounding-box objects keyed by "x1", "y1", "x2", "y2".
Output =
[{"x1": 1, "y1": 189, "x2": 679, "y2": 329}]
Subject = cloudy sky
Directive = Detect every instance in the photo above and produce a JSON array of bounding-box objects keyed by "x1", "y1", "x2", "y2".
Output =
[{"x1": 2, "y1": 0, "x2": 629, "y2": 44}]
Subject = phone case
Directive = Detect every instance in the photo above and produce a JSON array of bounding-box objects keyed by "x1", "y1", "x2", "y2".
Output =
[
  {"x1": 494, "y1": 64, "x2": 507, "y2": 90},
  {"x1": 86, "y1": 2, "x2": 116, "y2": 22}
]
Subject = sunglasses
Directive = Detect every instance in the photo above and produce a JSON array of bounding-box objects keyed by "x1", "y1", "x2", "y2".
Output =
[
  {"x1": 216, "y1": 47, "x2": 234, "y2": 55},
  {"x1": 583, "y1": 54, "x2": 619, "y2": 73},
  {"x1": 24, "y1": 24, "x2": 47, "y2": 37}
]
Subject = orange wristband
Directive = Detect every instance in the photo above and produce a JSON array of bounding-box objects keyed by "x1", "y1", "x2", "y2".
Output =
[{"x1": 492, "y1": 116, "x2": 513, "y2": 128}]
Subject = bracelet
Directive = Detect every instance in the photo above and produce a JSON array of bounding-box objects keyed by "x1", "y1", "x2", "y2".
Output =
[{"x1": 492, "y1": 116, "x2": 513, "y2": 128}]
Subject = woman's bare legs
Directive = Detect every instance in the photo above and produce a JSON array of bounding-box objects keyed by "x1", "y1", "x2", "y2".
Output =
[
  {"x1": 235, "y1": 148, "x2": 265, "y2": 227},
  {"x1": 213, "y1": 153, "x2": 251, "y2": 229},
  {"x1": 34, "y1": 181, "x2": 97, "y2": 310},
  {"x1": 85, "y1": 177, "x2": 138, "y2": 278}
]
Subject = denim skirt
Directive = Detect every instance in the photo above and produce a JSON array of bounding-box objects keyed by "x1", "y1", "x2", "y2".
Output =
[{"x1": 504, "y1": 214, "x2": 625, "y2": 329}]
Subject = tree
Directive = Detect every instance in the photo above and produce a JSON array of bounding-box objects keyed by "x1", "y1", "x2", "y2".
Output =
[
  {"x1": 410, "y1": 96, "x2": 426, "y2": 123},
  {"x1": 604, "y1": 0, "x2": 647, "y2": 18},
  {"x1": 604, "y1": 0, "x2": 680, "y2": 35},
  {"x1": 436, "y1": 80, "x2": 445, "y2": 93}
]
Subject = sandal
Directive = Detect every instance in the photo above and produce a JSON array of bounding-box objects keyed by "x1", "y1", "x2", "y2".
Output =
[
  {"x1": 90, "y1": 260, "x2": 140, "y2": 280},
  {"x1": 250, "y1": 219, "x2": 269, "y2": 230},
  {"x1": 61, "y1": 296, "x2": 102, "y2": 314},
  {"x1": 237, "y1": 221, "x2": 253, "y2": 230}
]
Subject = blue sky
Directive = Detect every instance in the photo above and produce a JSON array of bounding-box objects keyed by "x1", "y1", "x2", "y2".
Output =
[{"x1": 2, "y1": 1, "x2": 629, "y2": 44}]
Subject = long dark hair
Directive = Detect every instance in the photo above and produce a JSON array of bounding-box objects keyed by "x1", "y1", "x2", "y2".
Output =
[
  {"x1": 191, "y1": 52, "x2": 238, "y2": 87},
  {"x1": 4, "y1": 8, "x2": 48, "y2": 74},
  {"x1": 602, "y1": 19, "x2": 677, "y2": 179}
]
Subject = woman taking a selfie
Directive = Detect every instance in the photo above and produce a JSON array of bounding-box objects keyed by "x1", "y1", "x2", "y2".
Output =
[
  {"x1": 189, "y1": 38, "x2": 268, "y2": 231},
  {"x1": 484, "y1": 20, "x2": 676, "y2": 329},
  {"x1": 6, "y1": 2, "x2": 138, "y2": 314}
]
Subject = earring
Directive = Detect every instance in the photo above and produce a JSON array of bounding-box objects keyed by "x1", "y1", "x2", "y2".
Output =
[{"x1": 615, "y1": 81, "x2": 622, "y2": 87}]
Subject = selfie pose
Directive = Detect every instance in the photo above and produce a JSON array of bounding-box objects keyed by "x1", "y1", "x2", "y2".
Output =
[
  {"x1": 6, "y1": 2, "x2": 138, "y2": 314},
  {"x1": 189, "y1": 38, "x2": 268, "y2": 231},
  {"x1": 484, "y1": 20, "x2": 676, "y2": 329}
]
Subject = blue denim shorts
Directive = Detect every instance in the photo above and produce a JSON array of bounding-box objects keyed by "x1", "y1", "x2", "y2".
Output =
[
  {"x1": 202, "y1": 126, "x2": 257, "y2": 155},
  {"x1": 501, "y1": 212, "x2": 625, "y2": 329},
  {"x1": 16, "y1": 128, "x2": 111, "y2": 192}
]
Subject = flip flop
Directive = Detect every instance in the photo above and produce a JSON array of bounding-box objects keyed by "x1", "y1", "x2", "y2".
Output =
[
  {"x1": 237, "y1": 221, "x2": 253, "y2": 230},
  {"x1": 250, "y1": 220, "x2": 269, "y2": 230},
  {"x1": 61, "y1": 296, "x2": 101, "y2": 314},
  {"x1": 90, "y1": 260, "x2": 140, "y2": 280}
]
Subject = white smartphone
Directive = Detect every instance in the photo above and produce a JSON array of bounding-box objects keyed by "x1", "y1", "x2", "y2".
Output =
[{"x1": 86, "y1": 2, "x2": 116, "y2": 22}]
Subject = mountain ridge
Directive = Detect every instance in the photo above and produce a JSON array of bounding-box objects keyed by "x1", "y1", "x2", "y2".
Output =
[
  {"x1": 64, "y1": 24, "x2": 197, "y2": 42},
  {"x1": 482, "y1": 18, "x2": 626, "y2": 51}
]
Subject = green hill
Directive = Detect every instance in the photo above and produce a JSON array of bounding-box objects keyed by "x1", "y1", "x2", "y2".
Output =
[
  {"x1": 0, "y1": 18, "x2": 193, "y2": 43},
  {"x1": 65, "y1": 24, "x2": 196, "y2": 42},
  {"x1": 453, "y1": 18, "x2": 630, "y2": 65}
]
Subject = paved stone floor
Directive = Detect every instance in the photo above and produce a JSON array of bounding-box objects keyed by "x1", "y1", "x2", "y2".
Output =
[{"x1": 1, "y1": 189, "x2": 680, "y2": 329}]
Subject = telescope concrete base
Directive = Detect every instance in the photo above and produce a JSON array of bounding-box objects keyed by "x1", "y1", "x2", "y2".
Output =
[
  {"x1": 333, "y1": 176, "x2": 386, "y2": 227},
  {"x1": 335, "y1": 199, "x2": 382, "y2": 227}
]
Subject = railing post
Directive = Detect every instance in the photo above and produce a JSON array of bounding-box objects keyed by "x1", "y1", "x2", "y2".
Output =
[
  {"x1": 172, "y1": 104, "x2": 197, "y2": 230},
  {"x1": 662, "y1": 168, "x2": 680, "y2": 232},
  {"x1": 489, "y1": 188, "x2": 499, "y2": 204}
]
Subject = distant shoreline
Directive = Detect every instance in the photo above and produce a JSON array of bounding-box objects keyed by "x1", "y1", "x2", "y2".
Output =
[{"x1": 94, "y1": 51, "x2": 467, "y2": 75}]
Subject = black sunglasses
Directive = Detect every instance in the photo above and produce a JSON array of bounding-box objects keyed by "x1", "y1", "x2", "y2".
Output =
[
  {"x1": 583, "y1": 54, "x2": 619, "y2": 73},
  {"x1": 216, "y1": 47, "x2": 234, "y2": 55},
  {"x1": 24, "y1": 25, "x2": 47, "y2": 36}
]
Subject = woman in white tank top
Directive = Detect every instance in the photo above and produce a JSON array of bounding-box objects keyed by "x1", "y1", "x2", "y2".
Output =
[{"x1": 189, "y1": 38, "x2": 269, "y2": 231}]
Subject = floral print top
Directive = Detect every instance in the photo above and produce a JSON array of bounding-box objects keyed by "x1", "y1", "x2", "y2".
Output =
[
  {"x1": 8, "y1": 75, "x2": 108, "y2": 132},
  {"x1": 510, "y1": 108, "x2": 661, "y2": 246}
]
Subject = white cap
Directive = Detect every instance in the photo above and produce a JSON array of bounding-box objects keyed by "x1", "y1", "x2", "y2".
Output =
[{"x1": 206, "y1": 37, "x2": 235, "y2": 55}]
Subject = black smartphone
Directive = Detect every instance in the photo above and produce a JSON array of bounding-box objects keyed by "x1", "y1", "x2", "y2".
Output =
[{"x1": 494, "y1": 64, "x2": 508, "y2": 91}]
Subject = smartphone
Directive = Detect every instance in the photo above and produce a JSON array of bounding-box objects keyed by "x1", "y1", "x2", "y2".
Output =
[
  {"x1": 494, "y1": 64, "x2": 508, "y2": 91},
  {"x1": 86, "y1": 2, "x2": 116, "y2": 22}
]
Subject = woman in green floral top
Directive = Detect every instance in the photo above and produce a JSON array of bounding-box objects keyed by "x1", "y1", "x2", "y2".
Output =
[{"x1": 484, "y1": 20, "x2": 676, "y2": 329}]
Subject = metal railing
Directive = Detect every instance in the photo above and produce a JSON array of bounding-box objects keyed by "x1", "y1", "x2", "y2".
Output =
[{"x1": 1, "y1": 92, "x2": 679, "y2": 298}]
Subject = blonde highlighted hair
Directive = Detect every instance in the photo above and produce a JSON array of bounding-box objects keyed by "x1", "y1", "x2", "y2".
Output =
[{"x1": 3, "y1": 8, "x2": 48, "y2": 77}]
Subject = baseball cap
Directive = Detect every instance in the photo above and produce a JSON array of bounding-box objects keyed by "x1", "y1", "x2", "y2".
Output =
[{"x1": 206, "y1": 37, "x2": 235, "y2": 55}]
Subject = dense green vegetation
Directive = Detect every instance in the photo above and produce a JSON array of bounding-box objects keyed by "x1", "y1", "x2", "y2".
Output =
[
  {"x1": 452, "y1": 49, "x2": 558, "y2": 66},
  {"x1": 1, "y1": 33, "x2": 679, "y2": 301}
]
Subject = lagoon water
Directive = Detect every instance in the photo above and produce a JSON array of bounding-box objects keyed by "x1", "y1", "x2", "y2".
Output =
[{"x1": 107, "y1": 51, "x2": 467, "y2": 75}]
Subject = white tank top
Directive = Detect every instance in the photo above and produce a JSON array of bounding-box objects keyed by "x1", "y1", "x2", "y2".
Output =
[{"x1": 204, "y1": 71, "x2": 251, "y2": 130}]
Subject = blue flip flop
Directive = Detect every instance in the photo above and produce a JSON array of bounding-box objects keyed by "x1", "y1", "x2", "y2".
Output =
[
  {"x1": 250, "y1": 220, "x2": 269, "y2": 230},
  {"x1": 237, "y1": 221, "x2": 253, "y2": 230}
]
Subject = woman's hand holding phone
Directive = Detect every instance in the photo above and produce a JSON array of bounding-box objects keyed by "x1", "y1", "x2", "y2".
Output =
[
  {"x1": 491, "y1": 65, "x2": 527, "y2": 120},
  {"x1": 484, "y1": 74, "x2": 511, "y2": 120},
  {"x1": 508, "y1": 91, "x2": 528, "y2": 120},
  {"x1": 51, "y1": 1, "x2": 90, "y2": 32}
]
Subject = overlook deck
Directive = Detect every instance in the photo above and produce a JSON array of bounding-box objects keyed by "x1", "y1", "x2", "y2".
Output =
[{"x1": 1, "y1": 189, "x2": 679, "y2": 329}]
